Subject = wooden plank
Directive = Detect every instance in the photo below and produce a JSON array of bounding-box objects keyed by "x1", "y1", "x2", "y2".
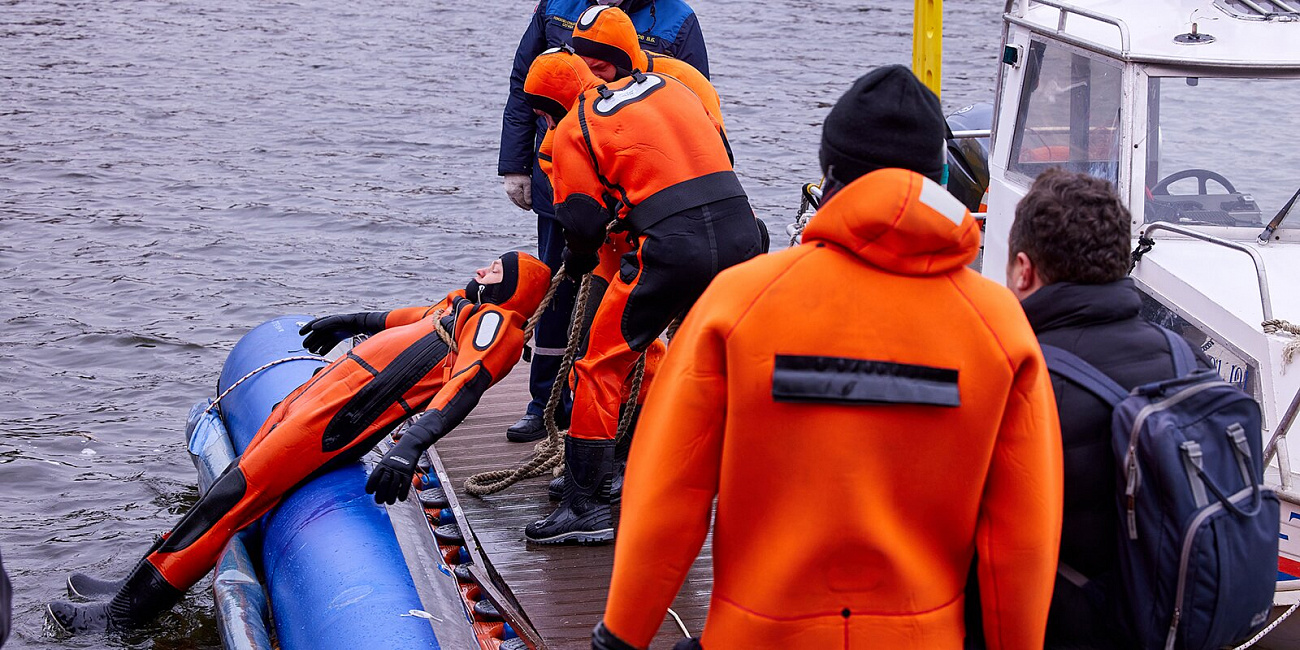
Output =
[{"x1": 436, "y1": 371, "x2": 713, "y2": 649}]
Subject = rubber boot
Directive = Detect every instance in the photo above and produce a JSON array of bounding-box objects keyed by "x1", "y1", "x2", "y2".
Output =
[
  {"x1": 549, "y1": 405, "x2": 638, "y2": 502},
  {"x1": 66, "y1": 574, "x2": 126, "y2": 600},
  {"x1": 525, "y1": 437, "x2": 615, "y2": 545},
  {"x1": 46, "y1": 557, "x2": 184, "y2": 634}
]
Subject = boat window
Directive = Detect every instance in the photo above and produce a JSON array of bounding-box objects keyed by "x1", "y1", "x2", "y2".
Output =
[
  {"x1": 1139, "y1": 292, "x2": 1259, "y2": 400},
  {"x1": 1144, "y1": 76, "x2": 1300, "y2": 229},
  {"x1": 1008, "y1": 40, "x2": 1122, "y2": 187}
]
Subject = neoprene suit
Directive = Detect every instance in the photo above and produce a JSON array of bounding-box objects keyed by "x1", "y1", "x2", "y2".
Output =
[
  {"x1": 601, "y1": 171, "x2": 1064, "y2": 649},
  {"x1": 526, "y1": 50, "x2": 761, "y2": 443},
  {"x1": 141, "y1": 254, "x2": 550, "y2": 605}
]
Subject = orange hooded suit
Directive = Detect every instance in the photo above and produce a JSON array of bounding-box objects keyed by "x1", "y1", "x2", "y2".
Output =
[
  {"x1": 144, "y1": 253, "x2": 552, "y2": 596},
  {"x1": 601, "y1": 170, "x2": 1064, "y2": 649},
  {"x1": 571, "y1": 5, "x2": 724, "y2": 132},
  {"x1": 523, "y1": 49, "x2": 761, "y2": 444}
]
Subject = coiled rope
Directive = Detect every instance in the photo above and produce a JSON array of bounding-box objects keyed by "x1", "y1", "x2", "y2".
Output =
[
  {"x1": 1264, "y1": 319, "x2": 1300, "y2": 368},
  {"x1": 464, "y1": 267, "x2": 597, "y2": 496},
  {"x1": 465, "y1": 222, "x2": 662, "y2": 497}
]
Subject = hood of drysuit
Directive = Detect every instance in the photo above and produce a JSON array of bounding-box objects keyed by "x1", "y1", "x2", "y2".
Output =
[
  {"x1": 464, "y1": 251, "x2": 552, "y2": 319},
  {"x1": 572, "y1": 5, "x2": 647, "y2": 76},
  {"x1": 524, "y1": 48, "x2": 603, "y2": 124},
  {"x1": 802, "y1": 168, "x2": 981, "y2": 276}
]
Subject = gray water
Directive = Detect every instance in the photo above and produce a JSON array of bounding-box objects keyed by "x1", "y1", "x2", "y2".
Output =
[{"x1": 0, "y1": 1, "x2": 1002, "y2": 647}]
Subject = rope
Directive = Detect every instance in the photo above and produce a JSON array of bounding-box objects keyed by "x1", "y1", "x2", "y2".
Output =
[
  {"x1": 1264, "y1": 319, "x2": 1300, "y2": 368},
  {"x1": 464, "y1": 270, "x2": 598, "y2": 496},
  {"x1": 200, "y1": 356, "x2": 325, "y2": 416},
  {"x1": 523, "y1": 265, "x2": 568, "y2": 345},
  {"x1": 1233, "y1": 601, "x2": 1299, "y2": 649},
  {"x1": 666, "y1": 607, "x2": 690, "y2": 638},
  {"x1": 465, "y1": 221, "x2": 655, "y2": 496},
  {"x1": 430, "y1": 309, "x2": 458, "y2": 353}
]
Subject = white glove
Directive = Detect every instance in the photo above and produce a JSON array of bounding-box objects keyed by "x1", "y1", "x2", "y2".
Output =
[{"x1": 503, "y1": 174, "x2": 532, "y2": 211}]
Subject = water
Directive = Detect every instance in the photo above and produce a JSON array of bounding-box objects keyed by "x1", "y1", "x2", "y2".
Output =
[{"x1": 0, "y1": 1, "x2": 1002, "y2": 647}]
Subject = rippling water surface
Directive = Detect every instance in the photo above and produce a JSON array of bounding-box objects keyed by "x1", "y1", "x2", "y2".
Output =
[{"x1": 0, "y1": 1, "x2": 1001, "y2": 647}]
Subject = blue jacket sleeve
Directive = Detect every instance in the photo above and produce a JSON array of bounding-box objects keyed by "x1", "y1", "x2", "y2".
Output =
[
  {"x1": 670, "y1": 12, "x2": 709, "y2": 79},
  {"x1": 499, "y1": 4, "x2": 550, "y2": 176}
]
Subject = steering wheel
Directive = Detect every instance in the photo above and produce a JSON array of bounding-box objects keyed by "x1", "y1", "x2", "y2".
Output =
[{"x1": 1152, "y1": 168, "x2": 1237, "y2": 196}]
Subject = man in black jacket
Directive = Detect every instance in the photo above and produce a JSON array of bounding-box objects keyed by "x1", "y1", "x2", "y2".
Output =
[{"x1": 1005, "y1": 168, "x2": 1210, "y2": 649}]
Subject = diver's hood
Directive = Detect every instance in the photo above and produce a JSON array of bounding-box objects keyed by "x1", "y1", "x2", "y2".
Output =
[
  {"x1": 803, "y1": 169, "x2": 981, "y2": 276},
  {"x1": 524, "y1": 48, "x2": 603, "y2": 123},
  {"x1": 465, "y1": 252, "x2": 552, "y2": 319},
  {"x1": 573, "y1": 5, "x2": 647, "y2": 76}
]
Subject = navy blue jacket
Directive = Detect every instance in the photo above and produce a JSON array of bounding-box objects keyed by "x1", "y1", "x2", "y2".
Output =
[{"x1": 498, "y1": 0, "x2": 709, "y2": 178}]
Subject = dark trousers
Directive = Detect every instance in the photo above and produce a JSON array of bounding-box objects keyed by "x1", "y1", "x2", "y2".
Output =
[{"x1": 527, "y1": 169, "x2": 576, "y2": 420}]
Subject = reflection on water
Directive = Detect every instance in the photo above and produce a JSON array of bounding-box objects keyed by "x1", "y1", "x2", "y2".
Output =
[{"x1": 0, "y1": 0, "x2": 1002, "y2": 647}]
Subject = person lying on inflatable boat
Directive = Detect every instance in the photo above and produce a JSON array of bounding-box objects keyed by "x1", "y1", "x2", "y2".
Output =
[{"x1": 45, "y1": 251, "x2": 553, "y2": 634}]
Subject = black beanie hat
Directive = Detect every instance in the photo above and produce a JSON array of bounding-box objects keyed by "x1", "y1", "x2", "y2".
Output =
[{"x1": 819, "y1": 64, "x2": 946, "y2": 185}]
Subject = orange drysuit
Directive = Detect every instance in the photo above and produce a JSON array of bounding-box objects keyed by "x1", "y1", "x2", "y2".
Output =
[
  {"x1": 144, "y1": 254, "x2": 551, "y2": 594},
  {"x1": 571, "y1": 5, "x2": 724, "y2": 131},
  {"x1": 602, "y1": 170, "x2": 1064, "y2": 649},
  {"x1": 526, "y1": 51, "x2": 761, "y2": 443}
]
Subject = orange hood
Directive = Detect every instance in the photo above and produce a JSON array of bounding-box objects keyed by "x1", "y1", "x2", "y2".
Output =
[
  {"x1": 492, "y1": 251, "x2": 552, "y2": 320},
  {"x1": 524, "y1": 48, "x2": 603, "y2": 122},
  {"x1": 802, "y1": 168, "x2": 981, "y2": 276},
  {"x1": 572, "y1": 6, "x2": 647, "y2": 76}
]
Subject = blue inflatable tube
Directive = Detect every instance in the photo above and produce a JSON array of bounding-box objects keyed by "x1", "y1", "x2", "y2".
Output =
[{"x1": 214, "y1": 316, "x2": 441, "y2": 650}]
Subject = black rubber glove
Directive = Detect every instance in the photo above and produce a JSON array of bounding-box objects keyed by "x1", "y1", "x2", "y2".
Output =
[
  {"x1": 365, "y1": 414, "x2": 444, "y2": 505},
  {"x1": 592, "y1": 622, "x2": 640, "y2": 650},
  {"x1": 563, "y1": 248, "x2": 599, "y2": 280},
  {"x1": 299, "y1": 311, "x2": 389, "y2": 355}
]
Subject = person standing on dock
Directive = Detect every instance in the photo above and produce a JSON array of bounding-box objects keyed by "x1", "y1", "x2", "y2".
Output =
[
  {"x1": 45, "y1": 253, "x2": 553, "y2": 634},
  {"x1": 1004, "y1": 169, "x2": 1213, "y2": 650},
  {"x1": 499, "y1": 0, "x2": 709, "y2": 445},
  {"x1": 593, "y1": 65, "x2": 1064, "y2": 650},
  {"x1": 519, "y1": 49, "x2": 762, "y2": 545}
]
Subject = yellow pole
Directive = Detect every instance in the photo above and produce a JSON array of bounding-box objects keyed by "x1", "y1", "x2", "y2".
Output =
[{"x1": 912, "y1": 0, "x2": 942, "y2": 99}]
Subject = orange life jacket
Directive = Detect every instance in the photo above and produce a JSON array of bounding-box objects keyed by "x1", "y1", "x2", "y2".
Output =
[{"x1": 603, "y1": 170, "x2": 1063, "y2": 650}]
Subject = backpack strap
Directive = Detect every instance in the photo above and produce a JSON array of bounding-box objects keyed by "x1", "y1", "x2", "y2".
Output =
[
  {"x1": 1159, "y1": 327, "x2": 1197, "y2": 377},
  {"x1": 1040, "y1": 344, "x2": 1130, "y2": 407}
]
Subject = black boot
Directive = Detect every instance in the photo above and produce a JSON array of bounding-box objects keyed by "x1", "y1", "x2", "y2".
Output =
[
  {"x1": 506, "y1": 414, "x2": 547, "y2": 443},
  {"x1": 525, "y1": 437, "x2": 615, "y2": 545},
  {"x1": 66, "y1": 573, "x2": 126, "y2": 600},
  {"x1": 46, "y1": 558, "x2": 184, "y2": 634},
  {"x1": 550, "y1": 405, "x2": 638, "y2": 502}
]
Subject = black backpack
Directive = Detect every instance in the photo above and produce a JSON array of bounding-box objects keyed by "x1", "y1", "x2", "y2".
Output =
[{"x1": 1042, "y1": 328, "x2": 1278, "y2": 650}]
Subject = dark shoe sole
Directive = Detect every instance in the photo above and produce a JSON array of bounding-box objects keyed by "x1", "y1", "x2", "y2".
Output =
[{"x1": 523, "y1": 528, "x2": 614, "y2": 545}]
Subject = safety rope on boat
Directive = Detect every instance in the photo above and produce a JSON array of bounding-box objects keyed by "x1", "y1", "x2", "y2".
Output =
[
  {"x1": 1264, "y1": 319, "x2": 1300, "y2": 368},
  {"x1": 200, "y1": 355, "x2": 325, "y2": 416},
  {"x1": 1233, "y1": 601, "x2": 1299, "y2": 650}
]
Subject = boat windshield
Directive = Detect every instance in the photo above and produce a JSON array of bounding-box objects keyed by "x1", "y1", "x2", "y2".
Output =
[{"x1": 1145, "y1": 76, "x2": 1300, "y2": 230}]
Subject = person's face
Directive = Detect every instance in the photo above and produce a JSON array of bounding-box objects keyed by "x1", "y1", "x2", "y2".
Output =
[
  {"x1": 581, "y1": 56, "x2": 617, "y2": 82},
  {"x1": 533, "y1": 108, "x2": 557, "y2": 129},
  {"x1": 476, "y1": 258, "x2": 505, "y2": 285}
]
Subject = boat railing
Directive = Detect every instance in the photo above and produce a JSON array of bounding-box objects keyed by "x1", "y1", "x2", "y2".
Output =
[
  {"x1": 950, "y1": 129, "x2": 991, "y2": 140},
  {"x1": 1140, "y1": 222, "x2": 1274, "y2": 322},
  {"x1": 1006, "y1": 0, "x2": 1131, "y2": 59}
]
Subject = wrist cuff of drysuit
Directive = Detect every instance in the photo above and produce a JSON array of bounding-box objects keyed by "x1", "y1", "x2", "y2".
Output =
[
  {"x1": 403, "y1": 411, "x2": 448, "y2": 449},
  {"x1": 360, "y1": 311, "x2": 389, "y2": 333}
]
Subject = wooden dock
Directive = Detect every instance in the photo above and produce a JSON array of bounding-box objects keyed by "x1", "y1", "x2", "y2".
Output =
[{"x1": 432, "y1": 369, "x2": 714, "y2": 649}]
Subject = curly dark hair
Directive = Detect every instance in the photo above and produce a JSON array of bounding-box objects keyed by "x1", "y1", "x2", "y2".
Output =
[{"x1": 1009, "y1": 168, "x2": 1132, "y2": 284}]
